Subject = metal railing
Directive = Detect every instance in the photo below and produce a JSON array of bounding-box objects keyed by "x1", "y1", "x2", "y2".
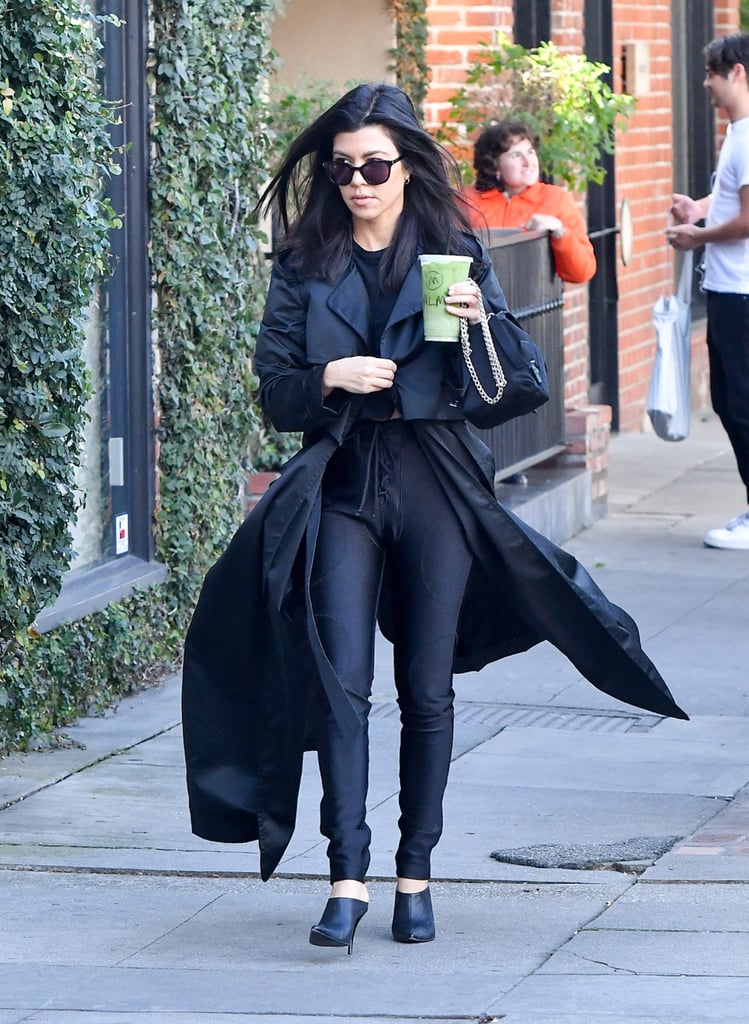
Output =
[{"x1": 473, "y1": 229, "x2": 566, "y2": 478}]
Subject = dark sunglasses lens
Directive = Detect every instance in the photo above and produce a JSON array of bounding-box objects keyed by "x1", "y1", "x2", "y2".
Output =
[
  {"x1": 360, "y1": 160, "x2": 391, "y2": 185},
  {"x1": 325, "y1": 159, "x2": 394, "y2": 186},
  {"x1": 329, "y1": 161, "x2": 354, "y2": 185}
]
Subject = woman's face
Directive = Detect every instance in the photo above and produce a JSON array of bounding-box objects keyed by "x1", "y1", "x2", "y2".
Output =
[
  {"x1": 496, "y1": 136, "x2": 539, "y2": 196},
  {"x1": 330, "y1": 124, "x2": 409, "y2": 242}
]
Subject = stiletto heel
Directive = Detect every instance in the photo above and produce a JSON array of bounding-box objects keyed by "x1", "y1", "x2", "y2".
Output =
[
  {"x1": 309, "y1": 897, "x2": 368, "y2": 954},
  {"x1": 391, "y1": 887, "x2": 435, "y2": 943}
]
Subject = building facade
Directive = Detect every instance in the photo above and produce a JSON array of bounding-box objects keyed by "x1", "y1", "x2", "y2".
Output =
[{"x1": 51, "y1": 0, "x2": 739, "y2": 626}]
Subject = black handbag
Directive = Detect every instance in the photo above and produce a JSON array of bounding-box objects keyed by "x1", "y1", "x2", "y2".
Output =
[{"x1": 459, "y1": 297, "x2": 550, "y2": 429}]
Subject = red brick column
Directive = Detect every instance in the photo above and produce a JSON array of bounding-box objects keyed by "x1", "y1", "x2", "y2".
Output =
[{"x1": 561, "y1": 404, "x2": 612, "y2": 515}]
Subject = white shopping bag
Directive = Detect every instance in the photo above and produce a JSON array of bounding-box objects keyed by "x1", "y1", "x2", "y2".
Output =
[{"x1": 646, "y1": 251, "x2": 693, "y2": 442}]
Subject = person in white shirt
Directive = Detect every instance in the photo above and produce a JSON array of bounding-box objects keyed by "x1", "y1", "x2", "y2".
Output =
[{"x1": 667, "y1": 33, "x2": 749, "y2": 549}]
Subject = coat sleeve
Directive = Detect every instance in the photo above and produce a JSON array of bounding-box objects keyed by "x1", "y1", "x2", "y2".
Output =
[
  {"x1": 548, "y1": 189, "x2": 597, "y2": 284},
  {"x1": 468, "y1": 237, "x2": 511, "y2": 319},
  {"x1": 254, "y1": 261, "x2": 352, "y2": 433}
]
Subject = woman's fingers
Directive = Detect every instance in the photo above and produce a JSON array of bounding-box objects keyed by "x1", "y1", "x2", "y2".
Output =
[
  {"x1": 323, "y1": 356, "x2": 397, "y2": 394},
  {"x1": 445, "y1": 280, "x2": 482, "y2": 325},
  {"x1": 525, "y1": 213, "x2": 561, "y2": 234}
]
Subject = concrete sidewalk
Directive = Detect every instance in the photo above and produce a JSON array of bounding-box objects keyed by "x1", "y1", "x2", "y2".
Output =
[{"x1": 1, "y1": 412, "x2": 749, "y2": 1023}]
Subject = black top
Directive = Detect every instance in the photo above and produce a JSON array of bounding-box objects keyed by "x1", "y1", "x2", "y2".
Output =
[
  {"x1": 352, "y1": 243, "x2": 397, "y2": 353},
  {"x1": 352, "y1": 242, "x2": 399, "y2": 419}
]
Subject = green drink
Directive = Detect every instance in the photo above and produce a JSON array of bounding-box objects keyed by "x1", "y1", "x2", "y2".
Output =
[{"x1": 418, "y1": 254, "x2": 473, "y2": 342}]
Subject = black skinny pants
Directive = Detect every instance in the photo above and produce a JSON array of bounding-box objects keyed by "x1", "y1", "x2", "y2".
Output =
[
  {"x1": 706, "y1": 291, "x2": 749, "y2": 504},
  {"x1": 310, "y1": 420, "x2": 473, "y2": 883}
]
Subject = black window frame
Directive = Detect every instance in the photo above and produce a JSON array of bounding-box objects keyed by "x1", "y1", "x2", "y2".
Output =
[
  {"x1": 513, "y1": 0, "x2": 551, "y2": 47},
  {"x1": 36, "y1": 0, "x2": 165, "y2": 632}
]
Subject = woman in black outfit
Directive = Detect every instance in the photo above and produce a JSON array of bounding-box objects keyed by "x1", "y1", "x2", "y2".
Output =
[{"x1": 181, "y1": 83, "x2": 686, "y2": 955}]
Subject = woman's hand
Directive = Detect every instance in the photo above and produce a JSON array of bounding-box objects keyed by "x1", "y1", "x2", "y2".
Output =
[
  {"x1": 322, "y1": 356, "x2": 397, "y2": 396},
  {"x1": 445, "y1": 280, "x2": 483, "y2": 326},
  {"x1": 525, "y1": 213, "x2": 564, "y2": 238}
]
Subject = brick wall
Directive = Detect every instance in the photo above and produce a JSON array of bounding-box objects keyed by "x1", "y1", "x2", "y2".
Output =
[
  {"x1": 561, "y1": 404, "x2": 612, "y2": 516},
  {"x1": 423, "y1": 0, "x2": 740, "y2": 433},
  {"x1": 424, "y1": 1, "x2": 507, "y2": 130},
  {"x1": 612, "y1": 3, "x2": 674, "y2": 430}
]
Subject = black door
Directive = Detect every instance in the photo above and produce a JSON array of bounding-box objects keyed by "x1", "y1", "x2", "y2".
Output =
[
  {"x1": 585, "y1": 0, "x2": 620, "y2": 425},
  {"x1": 671, "y1": 0, "x2": 714, "y2": 320}
]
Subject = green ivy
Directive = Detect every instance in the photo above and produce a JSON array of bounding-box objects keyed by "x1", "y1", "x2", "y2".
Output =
[
  {"x1": 0, "y1": 0, "x2": 276, "y2": 751},
  {"x1": 0, "y1": 1, "x2": 119, "y2": 644},
  {"x1": 149, "y1": 0, "x2": 274, "y2": 604},
  {"x1": 387, "y1": 0, "x2": 428, "y2": 117}
]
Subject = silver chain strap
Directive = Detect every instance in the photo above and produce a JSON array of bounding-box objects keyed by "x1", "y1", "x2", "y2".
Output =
[{"x1": 459, "y1": 293, "x2": 507, "y2": 405}]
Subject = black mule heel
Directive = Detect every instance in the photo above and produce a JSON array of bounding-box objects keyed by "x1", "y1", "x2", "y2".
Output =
[
  {"x1": 391, "y1": 887, "x2": 435, "y2": 943},
  {"x1": 309, "y1": 897, "x2": 369, "y2": 954}
]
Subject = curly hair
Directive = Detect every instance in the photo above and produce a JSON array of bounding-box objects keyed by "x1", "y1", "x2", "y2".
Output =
[{"x1": 473, "y1": 120, "x2": 539, "y2": 192}]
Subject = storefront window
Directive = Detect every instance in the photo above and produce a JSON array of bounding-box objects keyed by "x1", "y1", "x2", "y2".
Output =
[{"x1": 38, "y1": 0, "x2": 163, "y2": 630}]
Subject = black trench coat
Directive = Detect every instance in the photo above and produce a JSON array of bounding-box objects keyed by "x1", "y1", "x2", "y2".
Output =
[{"x1": 182, "y1": 243, "x2": 688, "y2": 881}]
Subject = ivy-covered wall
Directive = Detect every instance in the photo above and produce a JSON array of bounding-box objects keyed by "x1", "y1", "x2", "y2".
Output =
[
  {"x1": 0, "y1": 0, "x2": 275, "y2": 751},
  {"x1": 387, "y1": 0, "x2": 428, "y2": 117},
  {"x1": 149, "y1": 0, "x2": 273, "y2": 607}
]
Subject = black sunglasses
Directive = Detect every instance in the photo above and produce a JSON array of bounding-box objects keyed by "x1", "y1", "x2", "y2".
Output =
[{"x1": 323, "y1": 156, "x2": 404, "y2": 187}]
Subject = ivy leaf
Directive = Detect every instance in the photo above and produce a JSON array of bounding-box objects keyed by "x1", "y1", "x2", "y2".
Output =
[{"x1": 36, "y1": 423, "x2": 71, "y2": 438}]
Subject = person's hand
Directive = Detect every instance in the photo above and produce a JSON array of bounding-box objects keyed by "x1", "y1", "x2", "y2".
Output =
[
  {"x1": 525, "y1": 213, "x2": 564, "y2": 238},
  {"x1": 670, "y1": 193, "x2": 702, "y2": 225},
  {"x1": 445, "y1": 280, "x2": 483, "y2": 326},
  {"x1": 322, "y1": 356, "x2": 397, "y2": 396},
  {"x1": 665, "y1": 222, "x2": 703, "y2": 251}
]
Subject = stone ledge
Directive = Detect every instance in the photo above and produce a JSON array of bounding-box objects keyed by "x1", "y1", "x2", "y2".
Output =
[{"x1": 496, "y1": 464, "x2": 595, "y2": 545}]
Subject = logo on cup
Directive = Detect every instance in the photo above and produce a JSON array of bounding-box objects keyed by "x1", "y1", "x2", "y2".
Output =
[{"x1": 425, "y1": 269, "x2": 444, "y2": 291}]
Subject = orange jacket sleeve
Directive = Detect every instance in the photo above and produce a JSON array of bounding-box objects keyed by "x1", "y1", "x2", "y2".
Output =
[{"x1": 546, "y1": 187, "x2": 597, "y2": 284}]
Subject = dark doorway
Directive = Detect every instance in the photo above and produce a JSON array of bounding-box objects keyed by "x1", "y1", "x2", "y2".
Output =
[
  {"x1": 671, "y1": 0, "x2": 714, "y2": 319},
  {"x1": 585, "y1": 0, "x2": 620, "y2": 425}
]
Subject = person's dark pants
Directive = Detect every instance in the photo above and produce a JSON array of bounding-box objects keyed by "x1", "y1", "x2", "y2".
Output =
[
  {"x1": 706, "y1": 290, "x2": 749, "y2": 504},
  {"x1": 310, "y1": 420, "x2": 473, "y2": 883}
]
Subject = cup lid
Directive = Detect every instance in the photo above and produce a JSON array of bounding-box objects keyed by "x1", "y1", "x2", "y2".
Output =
[{"x1": 418, "y1": 254, "x2": 473, "y2": 264}]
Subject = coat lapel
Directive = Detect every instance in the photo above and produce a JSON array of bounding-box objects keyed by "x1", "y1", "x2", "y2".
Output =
[
  {"x1": 326, "y1": 264, "x2": 370, "y2": 349},
  {"x1": 326, "y1": 258, "x2": 426, "y2": 362},
  {"x1": 381, "y1": 260, "x2": 425, "y2": 362}
]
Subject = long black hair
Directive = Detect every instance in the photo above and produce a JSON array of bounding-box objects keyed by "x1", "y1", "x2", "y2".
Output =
[
  {"x1": 257, "y1": 82, "x2": 476, "y2": 290},
  {"x1": 472, "y1": 120, "x2": 539, "y2": 192}
]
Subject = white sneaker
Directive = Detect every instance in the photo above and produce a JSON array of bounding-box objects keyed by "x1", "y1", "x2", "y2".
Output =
[{"x1": 703, "y1": 510, "x2": 749, "y2": 549}]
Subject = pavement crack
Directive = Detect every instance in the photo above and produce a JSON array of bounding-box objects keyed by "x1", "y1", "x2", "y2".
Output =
[
  {"x1": 0, "y1": 721, "x2": 182, "y2": 811},
  {"x1": 567, "y1": 949, "x2": 638, "y2": 974},
  {"x1": 114, "y1": 891, "x2": 228, "y2": 966}
]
